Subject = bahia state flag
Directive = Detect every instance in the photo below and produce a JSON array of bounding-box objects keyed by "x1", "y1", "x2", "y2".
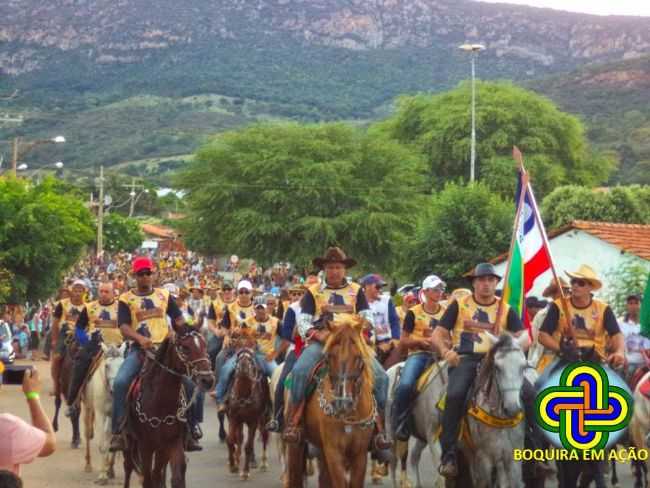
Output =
[{"x1": 503, "y1": 169, "x2": 552, "y2": 333}]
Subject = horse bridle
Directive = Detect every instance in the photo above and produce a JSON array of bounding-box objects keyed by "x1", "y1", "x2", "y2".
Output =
[{"x1": 144, "y1": 329, "x2": 212, "y2": 383}]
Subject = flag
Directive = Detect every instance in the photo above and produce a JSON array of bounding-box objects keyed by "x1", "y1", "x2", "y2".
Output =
[
  {"x1": 503, "y1": 168, "x2": 553, "y2": 331},
  {"x1": 641, "y1": 272, "x2": 650, "y2": 338}
]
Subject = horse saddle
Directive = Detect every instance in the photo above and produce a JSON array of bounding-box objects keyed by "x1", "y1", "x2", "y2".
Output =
[
  {"x1": 415, "y1": 361, "x2": 442, "y2": 393},
  {"x1": 127, "y1": 376, "x2": 142, "y2": 403},
  {"x1": 284, "y1": 359, "x2": 328, "y2": 399}
]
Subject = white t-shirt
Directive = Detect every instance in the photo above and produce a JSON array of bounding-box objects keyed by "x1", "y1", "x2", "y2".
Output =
[{"x1": 619, "y1": 317, "x2": 650, "y2": 367}]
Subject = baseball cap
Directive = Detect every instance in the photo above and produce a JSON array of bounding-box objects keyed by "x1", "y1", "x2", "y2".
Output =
[
  {"x1": 71, "y1": 279, "x2": 87, "y2": 289},
  {"x1": 422, "y1": 275, "x2": 445, "y2": 290},
  {"x1": 132, "y1": 256, "x2": 154, "y2": 274},
  {"x1": 221, "y1": 281, "x2": 234, "y2": 290},
  {"x1": 361, "y1": 274, "x2": 387, "y2": 287},
  {"x1": 237, "y1": 280, "x2": 253, "y2": 291}
]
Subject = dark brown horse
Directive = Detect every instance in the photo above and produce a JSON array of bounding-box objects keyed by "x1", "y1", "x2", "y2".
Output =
[
  {"x1": 52, "y1": 326, "x2": 82, "y2": 449},
  {"x1": 123, "y1": 326, "x2": 214, "y2": 488},
  {"x1": 225, "y1": 335, "x2": 271, "y2": 480},
  {"x1": 287, "y1": 317, "x2": 376, "y2": 488}
]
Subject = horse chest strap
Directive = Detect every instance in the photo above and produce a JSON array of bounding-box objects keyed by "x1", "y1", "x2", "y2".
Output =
[{"x1": 468, "y1": 405, "x2": 524, "y2": 428}]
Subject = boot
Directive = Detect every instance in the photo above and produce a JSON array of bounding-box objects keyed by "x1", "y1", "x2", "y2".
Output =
[
  {"x1": 393, "y1": 406, "x2": 412, "y2": 442},
  {"x1": 109, "y1": 434, "x2": 125, "y2": 452},
  {"x1": 439, "y1": 452, "x2": 458, "y2": 478},
  {"x1": 372, "y1": 414, "x2": 393, "y2": 451},
  {"x1": 185, "y1": 436, "x2": 203, "y2": 452},
  {"x1": 282, "y1": 400, "x2": 305, "y2": 444}
]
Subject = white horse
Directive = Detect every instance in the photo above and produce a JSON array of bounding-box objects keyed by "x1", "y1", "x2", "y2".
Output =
[
  {"x1": 388, "y1": 333, "x2": 531, "y2": 488},
  {"x1": 630, "y1": 370, "x2": 650, "y2": 488},
  {"x1": 82, "y1": 343, "x2": 126, "y2": 485}
]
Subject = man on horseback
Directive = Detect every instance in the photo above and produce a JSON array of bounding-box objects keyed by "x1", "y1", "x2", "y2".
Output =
[
  {"x1": 50, "y1": 280, "x2": 87, "y2": 398},
  {"x1": 537, "y1": 264, "x2": 625, "y2": 374},
  {"x1": 66, "y1": 281, "x2": 121, "y2": 413},
  {"x1": 109, "y1": 256, "x2": 200, "y2": 452},
  {"x1": 214, "y1": 294, "x2": 279, "y2": 408},
  {"x1": 206, "y1": 281, "x2": 235, "y2": 370},
  {"x1": 434, "y1": 263, "x2": 545, "y2": 478},
  {"x1": 392, "y1": 274, "x2": 447, "y2": 441},
  {"x1": 361, "y1": 274, "x2": 401, "y2": 363},
  {"x1": 282, "y1": 246, "x2": 392, "y2": 453}
]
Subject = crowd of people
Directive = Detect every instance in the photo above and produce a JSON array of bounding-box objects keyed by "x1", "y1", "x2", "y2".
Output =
[{"x1": 0, "y1": 245, "x2": 647, "y2": 486}]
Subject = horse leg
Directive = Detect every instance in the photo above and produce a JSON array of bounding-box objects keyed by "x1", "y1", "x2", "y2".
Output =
[
  {"x1": 140, "y1": 448, "x2": 155, "y2": 488},
  {"x1": 317, "y1": 455, "x2": 333, "y2": 488},
  {"x1": 226, "y1": 419, "x2": 238, "y2": 474},
  {"x1": 260, "y1": 426, "x2": 269, "y2": 471},
  {"x1": 410, "y1": 438, "x2": 426, "y2": 488},
  {"x1": 286, "y1": 442, "x2": 306, "y2": 488},
  {"x1": 218, "y1": 410, "x2": 227, "y2": 442},
  {"x1": 242, "y1": 421, "x2": 256, "y2": 480},
  {"x1": 322, "y1": 446, "x2": 347, "y2": 488},
  {"x1": 71, "y1": 405, "x2": 82, "y2": 449},
  {"x1": 169, "y1": 441, "x2": 186, "y2": 488},
  {"x1": 349, "y1": 449, "x2": 370, "y2": 488},
  {"x1": 85, "y1": 401, "x2": 94, "y2": 472},
  {"x1": 53, "y1": 395, "x2": 61, "y2": 432}
]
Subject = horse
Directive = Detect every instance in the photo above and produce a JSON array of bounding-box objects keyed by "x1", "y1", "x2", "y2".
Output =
[
  {"x1": 286, "y1": 316, "x2": 376, "y2": 488},
  {"x1": 52, "y1": 326, "x2": 82, "y2": 449},
  {"x1": 84, "y1": 343, "x2": 126, "y2": 485},
  {"x1": 629, "y1": 368, "x2": 650, "y2": 488},
  {"x1": 388, "y1": 333, "x2": 531, "y2": 488},
  {"x1": 224, "y1": 335, "x2": 271, "y2": 481},
  {"x1": 122, "y1": 326, "x2": 215, "y2": 488}
]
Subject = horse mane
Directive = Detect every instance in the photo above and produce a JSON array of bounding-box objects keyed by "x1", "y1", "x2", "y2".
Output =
[
  {"x1": 323, "y1": 316, "x2": 374, "y2": 389},
  {"x1": 476, "y1": 334, "x2": 514, "y2": 394}
]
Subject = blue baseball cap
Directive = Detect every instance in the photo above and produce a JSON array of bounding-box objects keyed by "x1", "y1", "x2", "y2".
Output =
[{"x1": 361, "y1": 274, "x2": 387, "y2": 287}]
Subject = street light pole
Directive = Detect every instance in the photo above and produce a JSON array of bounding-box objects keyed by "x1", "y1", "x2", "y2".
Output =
[
  {"x1": 6, "y1": 135, "x2": 66, "y2": 177},
  {"x1": 123, "y1": 177, "x2": 144, "y2": 217},
  {"x1": 11, "y1": 137, "x2": 19, "y2": 177},
  {"x1": 97, "y1": 165, "x2": 105, "y2": 258},
  {"x1": 459, "y1": 43, "x2": 485, "y2": 183}
]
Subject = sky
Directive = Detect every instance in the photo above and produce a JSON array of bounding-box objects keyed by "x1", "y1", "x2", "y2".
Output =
[{"x1": 478, "y1": 0, "x2": 650, "y2": 16}]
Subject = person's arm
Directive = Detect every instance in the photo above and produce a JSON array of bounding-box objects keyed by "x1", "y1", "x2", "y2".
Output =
[
  {"x1": 603, "y1": 306, "x2": 625, "y2": 367},
  {"x1": 432, "y1": 301, "x2": 459, "y2": 366},
  {"x1": 22, "y1": 369, "x2": 56, "y2": 457},
  {"x1": 166, "y1": 295, "x2": 184, "y2": 330},
  {"x1": 117, "y1": 301, "x2": 152, "y2": 349},
  {"x1": 206, "y1": 304, "x2": 221, "y2": 336},
  {"x1": 387, "y1": 299, "x2": 401, "y2": 340},
  {"x1": 296, "y1": 291, "x2": 316, "y2": 340},
  {"x1": 400, "y1": 311, "x2": 424, "y2": 350},
  {"x1": 74, "y1": 308, "x2": 90, "y2": 346},
  {"x1": 538, "y1": 303, "x2": 561, "y2": 353},
  {"x1": 50, "y1": 302, "x2": 63, "y2": 348}
]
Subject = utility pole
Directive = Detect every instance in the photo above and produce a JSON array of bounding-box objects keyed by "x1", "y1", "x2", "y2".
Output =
[
  {"x1": 123, "y1": 177, "x2": 144, "y2": 217},
  {"x1": 97, "y1": 165, "x2": 105, "y2": 258},
  {"x1": 458, "y1": 43, "x2": 485, "y2": 183},
  {"x1": 11, "y1": 137, "x2": 18, "y2": 177}
]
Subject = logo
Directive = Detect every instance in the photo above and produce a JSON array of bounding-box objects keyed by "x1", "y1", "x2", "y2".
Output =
[{"x1": 535, "y1": 362, "x2": 632, "y2": 451}]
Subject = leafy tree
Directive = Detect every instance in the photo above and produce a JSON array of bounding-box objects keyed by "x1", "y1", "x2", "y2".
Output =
[
  {"x1": 103, "y1": 213, "x2": 144, "y2": 252},
  {"x1": 404, "y1": 182, "x2": 513, "y2": 288},
  {"x1": 0, "y1": 267, "x2": 12, "y2": 304},
  {"x1": 0, "y1": 177, "x2": 95, "y2": 303},
  {"x1": 373, "y1": 81, "x2": 615, "y2": 197},
  {"x1": 604, "y1": 256, "x2": 650, "y2": 316},
  {"x1": 541, "y1": 185, "x2": 650, "y2": 229},
  {"x1": 175, "y1": 122, "x2": 425, "y2": 271}
]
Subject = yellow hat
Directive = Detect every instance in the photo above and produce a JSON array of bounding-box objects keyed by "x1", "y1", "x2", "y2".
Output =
[{"x1": 565, "y1": 265, "x2": 602, "y2": 291}]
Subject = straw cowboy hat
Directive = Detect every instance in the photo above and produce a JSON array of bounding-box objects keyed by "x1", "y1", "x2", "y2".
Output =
[
  {"x1": 542, "y1": 277, "x2": 569, "y2": 298},
  {"x1": 565, "y1": 264, "x2": 602, "y2": 291},
  {"x1": 312, "y1": 247, "x2": 357, "y2": 269}
]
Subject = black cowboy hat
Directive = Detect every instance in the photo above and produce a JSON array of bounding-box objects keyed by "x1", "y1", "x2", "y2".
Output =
[
  {"x1": 312, "y1": 247, "x2": 357, "y2": 269},
  {"x1": 468, "y1": 263, "x2": 502, "y2": 281}
]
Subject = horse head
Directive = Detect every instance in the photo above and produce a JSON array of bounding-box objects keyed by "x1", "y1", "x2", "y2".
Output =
[
  {"x1": 102, "y1": 343, "x2": 126, "y2": 394},
  {"x1": 171, "y1": 325, "x2": 215, "y2": 392},
  {"x1": 480, "y1": 333, "x2": 528, "y2": 418},
  {"x1": 323, "y1": 316, "x2": 374, "y2": 415}
]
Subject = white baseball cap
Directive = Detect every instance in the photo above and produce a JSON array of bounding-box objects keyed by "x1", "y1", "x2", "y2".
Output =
[
  {"x1": 72, "y1": 279, "x2": 87, "y2": 289},
  {"x1": 422, "y1": 275, "x2": 446, "y2": 290},
  {"x1": 237, "y1": 280, "x2": 253, "y2": 291}
]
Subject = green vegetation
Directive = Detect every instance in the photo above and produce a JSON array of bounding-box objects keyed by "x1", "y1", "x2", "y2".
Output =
[
  {"x1": 403, "y1": 183, "x2": 513, "y2": 288},
  {"x1": 176, "y1": 122, "x2": 425, "y2": 271},
  {"x1": 373, "y1": 82, "x2": 614, "y2": 198},
  {"x1": 103, "y1": 214, "x2": 144, "y2": 252},
  {"x1": 605, "y1": 256, "x2": 650, "y2": 316},
  {"x1": 0, "y1": 176, "x2": 94, "y2": 303},
  {"x1": 541, "y1": 185, "x2": 650, "y2": 229}
]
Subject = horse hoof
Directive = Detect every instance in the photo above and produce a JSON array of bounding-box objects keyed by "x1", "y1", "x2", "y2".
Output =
[
  {"x1": 85, "y1": 465, "x2": 92, "y2": 473},
  {"x1": 71, "y1": 440, "x2": 81, "y2": 449},
  {"x1": 94, "y1": 477, "x2": 108, "y2": 485},
  {"x1": 377, "y1": 464, "x2": 388, "y2": 477},
  {"x1": 107, "y1": 468, "x2": 115, "y2": 479},
  {"x1": 306, "y1": 460, "x2": 315, "y2": 477},
  {"x1": 230, "y1": 465, "x2": 239, "y2": 474},
  {"x1": 240, "y1": 472, "x2": 249, "y2": 481},
  {"x1": 259, "y1": 462, "x2": 269, "y2": 472},
  {"x1": 250, "y1": 459, "x2": 258, "y2": 469}
]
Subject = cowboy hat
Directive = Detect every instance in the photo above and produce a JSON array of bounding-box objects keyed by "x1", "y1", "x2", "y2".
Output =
[
  {"x1": 467, "y1": 263, "x2": 501, "y2": 281},
  {"x1": 312, "y1": 247, "x2": 357, "y2": 269},
  {"x1": 542, "y1": 277, "x2": 569, "y2": 298},
  {"x1": 565, "y1": 264, "x2": 602, "y2": 291}
]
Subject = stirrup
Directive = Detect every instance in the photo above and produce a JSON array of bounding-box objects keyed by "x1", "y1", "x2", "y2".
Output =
[
  {"x1": 438, "y1": 456, "x2": 458, "y2": 478},
  {"x1": 373, "y1": 432, "x2": 393, "y2": 451},
  {"x1": 282, "y1": 426, "x2": 302, "y2": 444},
  {"x1": 266, "y1": 418, "x2": 281, "y2": 433}
]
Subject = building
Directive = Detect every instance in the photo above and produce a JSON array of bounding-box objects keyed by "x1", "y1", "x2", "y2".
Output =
[
  {"x1": 492, "y1": 221, "x2": 650, "y2": 299},
  {"x1": 140, "y1": 223, "x2": 185, "y2": 253}
]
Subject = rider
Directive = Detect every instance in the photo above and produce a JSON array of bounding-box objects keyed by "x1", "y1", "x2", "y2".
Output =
[
  {"x1": 266, "y1": 283, "x2": 307, "y2": 432},
  {"x1": 392, "y1": 274, "x2": 447, "y2": 441},
  {"x1": 214, "y1": 295, "x2": 279, "y2": 409},
  {"x1": 282, "y1": 247, "x2": 391, "y2": 453},
  {"x1": 618, "y1": 294, "x2": 649, "y2": 380},
  {"x1": 361, "y1": 274, "x2": 400, "y2": 360},
  {"x1": 537, "y1": 264, "x2": 625, "y2": 371},
  {"x1": 206, "y1": 281, "x2": 235, "y2": 370},
  {"x1": 109, "y1": 256, "x2": 199, "y2": 452},
  {"x1": 66, "y1": 281, "x2": 121, "y2": 411},
  {"x1": 433, "y1": 263, "x2": 529, "y2": 478},
  {"x1": 50, "y1": 279, "x2": 87, "y2": 397}
]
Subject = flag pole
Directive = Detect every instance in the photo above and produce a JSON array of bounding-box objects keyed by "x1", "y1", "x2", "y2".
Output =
[
  {"x1": 523, "y1": 154, "x2": 574, "y2": 339},
  {"x1": 495, "y1": 147, "x2": 528, "y2": 334}
]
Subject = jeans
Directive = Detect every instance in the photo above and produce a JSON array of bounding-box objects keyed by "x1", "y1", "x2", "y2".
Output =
[
  {"x1": 207, "y1": 335, "x2": 223, "y2": 371},
  {"x1": 183, "y1": 377, "x2": 205, "y2": 426},
  {"x1": 272, "y1": 350, "x2": 297, "y2": 423},
  {"x1": 215, "y1": 351, "x2": 277, "y2": 403},
  {"x1": 289, "y1": 342, "x2": 389, "y2": 414},
  {"x1": 439, "y1": 354, "x2": 482, "y2": 458},
  {"x1": 112, "y1": 347, "x2": 144, "y2": 434},
  {"x1": 392, "y1": 352, "x2": 433, "y2": 429}
]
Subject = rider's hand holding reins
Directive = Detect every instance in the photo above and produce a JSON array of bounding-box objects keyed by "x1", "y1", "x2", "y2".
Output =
[
  {"x1": 607, "y1": 351, "x2": 625, "y2": 369},
  {"x1": 138, "y1": 336, "x2": 154, "y2": 350},
  {"x1": 443, "y1": 349, "x2": 460, "y2": 367}
]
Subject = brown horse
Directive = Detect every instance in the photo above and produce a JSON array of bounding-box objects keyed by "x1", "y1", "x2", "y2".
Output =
[
  {"x1": 288, "y1": 316, "x2": 376, "y2": 488},
  {"x1": 52, "y1": 326, "x2": 82, "y2": 449},
  {"x1": 225, "y1": 336, "x2": 271, "y2": 480},
  {"x1": 123, "y1": 326, "x2": 214, "y2": 488}
]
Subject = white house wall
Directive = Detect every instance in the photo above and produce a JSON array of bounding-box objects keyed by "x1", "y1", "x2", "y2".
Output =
[{"x1": 493, "y1": 230, "x2": 648, "y2": 299}]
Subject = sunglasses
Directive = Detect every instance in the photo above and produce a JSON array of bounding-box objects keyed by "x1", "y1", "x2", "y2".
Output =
[
  {"x1": 570, "y1": 279, "x2": 588, "y2": 287},
  {"x1": 238, "y1": 289, "x2": 251, "y2": 295},
  {"x1": 290, "y1": 291, "x2": 304, "y2": 296},
  {"x1": 136, "y1": 270, "x2": 152, "y2": 277}
]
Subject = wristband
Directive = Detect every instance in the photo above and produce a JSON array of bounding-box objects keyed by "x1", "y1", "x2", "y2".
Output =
[{"x1": 25, "y1": 392, "x2": 40, "y2": 401}]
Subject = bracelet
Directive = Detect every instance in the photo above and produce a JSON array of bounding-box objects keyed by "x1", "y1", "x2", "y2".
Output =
[{"x1": 25, "y1": 392, "x2": 40, "y2": 401}]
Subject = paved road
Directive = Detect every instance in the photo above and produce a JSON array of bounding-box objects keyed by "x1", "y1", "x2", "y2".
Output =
[{"x1": 6, "y1": 360, "x2": 637, "y2": 487}]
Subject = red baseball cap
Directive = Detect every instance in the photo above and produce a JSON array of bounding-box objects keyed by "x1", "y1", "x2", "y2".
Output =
[{"x1": 132, "y1": 256, "x2": 155, "y2": 274}]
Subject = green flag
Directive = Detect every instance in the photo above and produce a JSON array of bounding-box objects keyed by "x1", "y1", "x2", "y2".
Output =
[{"x1": 641, "y1": 272, "x2": 650, "y2": 338}]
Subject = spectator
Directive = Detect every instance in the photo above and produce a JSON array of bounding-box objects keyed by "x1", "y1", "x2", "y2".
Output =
[
  {"x1": 0, "y1": 470, "x2": 23, "y2": 488},
  {"x1": 0, "y1": 369, "x2": 56, "y2": 475}
]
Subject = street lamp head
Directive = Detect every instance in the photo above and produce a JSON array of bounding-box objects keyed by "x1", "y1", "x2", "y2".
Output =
[
  {"x1": 471, "y1": 44, "x2": 486, "y2": 52},
  {"x1": 17, "y1": 163, "x2": 28, "y2": 171},
  {"x1": 130, "y1": 191, "x2": 136, "y2": 197},
  {"x1": 54, "y1": 161, "x2": 64, "y2": 169},
  {"x1": 458, "y1": 43, "x2": 486, "y2": 53},
  {"x1": 52, "y1": 136, "x2": 66, "y2": 143}
]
